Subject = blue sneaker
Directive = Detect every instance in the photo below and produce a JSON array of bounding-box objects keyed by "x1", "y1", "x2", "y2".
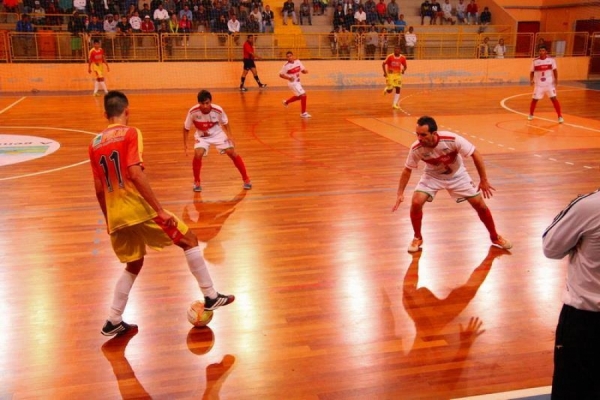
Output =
[{"x1": 243, "y1": 181, "x2": 252, "y2": 190}]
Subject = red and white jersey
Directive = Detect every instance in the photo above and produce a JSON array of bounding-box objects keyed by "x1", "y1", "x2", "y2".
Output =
[
  {"x1": 384, "y1": 53, "x2": 407, "y2": 74},
  {"x1": 531, "y1": 56, "x2": 557, "y2": 87},
  {"x1": 280, "y1": 59, "x2": 305, "y2": 83},
  {"x1": 184, "y1": 103, "x2": 227, "y2": 137},
  {"x1": 405, "y1": 131, "x2": 475, "y2": 179}
]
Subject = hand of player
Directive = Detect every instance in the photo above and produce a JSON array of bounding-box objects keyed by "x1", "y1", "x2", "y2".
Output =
[
  {"x1": 88, "y1": 68, "x2": 91, "y2": 74},
  {"x1": 157, "y1": 210, "x2": 176, "y2": 227},
  {"x1": 106, "y1": 65, "x2": 110, "y2": 72},
  {"x1": 392, "y1": 194, "x2": 404, "y2": 212},
  {"x1": 184, "y1": 143, "x2": 188, "y2": 156},
  {"x1": 302, "y1": 70, "x2": 308, "y2": 74},
  {"x1": 478, "y1": 179, "x2": 496, "y2": 199}
]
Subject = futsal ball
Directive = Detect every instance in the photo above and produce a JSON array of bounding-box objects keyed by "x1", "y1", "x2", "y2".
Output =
[{"x1": 187, "y1": 300, "x2": 214, "y2": 327}]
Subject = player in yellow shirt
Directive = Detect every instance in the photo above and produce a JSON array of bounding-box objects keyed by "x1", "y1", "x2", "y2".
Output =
[
  {"x1": 88, "y1": 39, "x2": 109, "y2": 96},
  {"x1": 382, "y1": 44, "x2": 408, "y2": 109},
  {"x1": 89, "y1": 91, "x2": 234, "y2": 337}
]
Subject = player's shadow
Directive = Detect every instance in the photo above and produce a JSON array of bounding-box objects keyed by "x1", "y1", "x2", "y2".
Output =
[
  {"x1": 186, "y1": 327, "x2": 236, "y2": 400},
  {"x1": 400, "y1": 246, "x2": 511, "y2": 390},
  {"x1": 101, "y1": 328, "x2": 152, "y2": 399},
  {"x1": 182, "y1": 190, "x2": 247, "y2": 264}
]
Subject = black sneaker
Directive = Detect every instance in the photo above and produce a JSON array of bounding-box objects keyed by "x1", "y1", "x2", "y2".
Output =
[
  {"x1": 101, "y1": 320, "x2": 138, "y2": 336},
  {"x1": 204, "y1": 293, "x2": 235, "y2": 311},
  {"x1": 239, "y1": 87, "x2": 247, "y2": 92},
  {"x1": 259, "y1": 83, "x2": 267, "y2": 88}
]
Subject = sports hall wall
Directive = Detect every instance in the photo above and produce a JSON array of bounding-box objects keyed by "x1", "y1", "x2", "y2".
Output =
[{"x1": 0, "y1": 58, "x2": 590, "y2": 93}]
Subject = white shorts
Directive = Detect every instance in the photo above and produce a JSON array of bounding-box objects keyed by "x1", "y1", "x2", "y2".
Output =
[
  {"x1": 532, "y1": 85, "x2": 557, "y2": 100},
  {"x1": 193, "y1": 130, "x2": 233, "y2": 154},
  {"x1": 415, "y1": 172, "x2": 479, "y2": 201},
  {"x1": 288, "y1": 80, "x2": 306, "y2": 97}
]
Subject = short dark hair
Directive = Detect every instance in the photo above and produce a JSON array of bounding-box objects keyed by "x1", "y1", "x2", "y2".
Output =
[
  {"x1": 538, "y1": 45, "x2": 547, "y2": 51},
  {"x1": 416, "y1": 116, "x2": 438, "y2": 133},
  {"x1": 197, "y1": 89, "x2": 212, "y2": 102},
  {"x1": 104, "y1": 91, "x2": 129, "y2": 118}
]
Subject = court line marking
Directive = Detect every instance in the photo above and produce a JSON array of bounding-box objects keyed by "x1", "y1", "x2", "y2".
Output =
[
  {"x1": 0, "y1": 97, "x2": 26, "y2": 115},
  {"x1": 0, "y1": 125, "x2": 96, "y2": 181},
  {"x1": 452, "y1": 385, "x2": 551, "y2": 399}
]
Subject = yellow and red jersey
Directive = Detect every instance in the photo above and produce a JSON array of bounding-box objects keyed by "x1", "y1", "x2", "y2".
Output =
[
  {"x1": 384, "y1": 53, "x2": 407, "y2": 74},
  {"x1": 89, "y1": 124, "x2": 157, "y2": 233},
  {"x1": 89, "y1": 47, "x2": 105, "y2": 64}
]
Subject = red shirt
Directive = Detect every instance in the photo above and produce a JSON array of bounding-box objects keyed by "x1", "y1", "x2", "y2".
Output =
[
  {"x1": 89, "y1": 48, "x2": 105, "y2": 64},
  {"x1": 384, "y1": 54, "x2": 407, "y2": 73},
  {"x1": 243, "y1": 41, "x2": 254, "y2": 59}
]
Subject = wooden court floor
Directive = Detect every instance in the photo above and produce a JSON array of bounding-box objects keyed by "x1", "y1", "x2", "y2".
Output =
[{"x1": 1, "y1": 84, "x2": 600, "y2": 399}]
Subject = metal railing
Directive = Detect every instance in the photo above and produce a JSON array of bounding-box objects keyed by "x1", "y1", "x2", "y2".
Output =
[{"x1": 1, "y1": 30, "x2": 595, "y2": 63}]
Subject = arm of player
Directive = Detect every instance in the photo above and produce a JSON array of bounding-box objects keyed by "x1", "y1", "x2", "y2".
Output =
[
  {"x1": 529, "y1": 70, "x2": 534, "y2": 86},
  {"x1": 93, "y1": 176, "x2": 108, "y2": 229},
  {"x1": 471, "y1": 149, "x2": 495, "y2": 198},
  {"x1": 553, "y1": 67, "x2": 558, "y2": 87},
  {"x1": 222, "y1": 122, "x2": 235, "y2": 144},
  {"x1": 279, "y1": 72, "x2": 293, "y2": 82},
  {"x1": 183, "y1": 128, "x2": 190, "y2": 156},
  {"x1": 542, "y1": 203, "x2": 586, "y2": 259},
  {"x1": 381, "y1": 59, "x2": 387, "y2": 77},
  {"x1": 392, "y1": 167, "x2": 412, "y2": 212},
  {"x1": 128, "y1": 163, "x2": 175, "y2": 226}
]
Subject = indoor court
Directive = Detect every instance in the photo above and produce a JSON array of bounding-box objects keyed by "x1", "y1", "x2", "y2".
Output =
[{"x1": 1, "y1": 83, "x2": 599, "y2": 399}]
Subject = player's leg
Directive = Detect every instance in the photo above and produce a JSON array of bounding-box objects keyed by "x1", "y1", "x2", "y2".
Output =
[
  {"x1": 408, "y1": 190, "x2": 430, "y2": 252},
  {"x1": 250, "y1": 66, "x2": 267, "y2": 87},
  {"x1": 240, "y1": 65, "x2": 250, "y2": 90},
  {"x1": 222, "y1": 146, "x2": 252, "y2": 189},
  {"x1": 193, "y1": 146, "x2": 207, "y2": 192},
  {"x1": 393, "y1": 84, "x2": 401, "y2": 109},
  {"x1": 529, "y1": 87, "x2": 542, "y2": 120},
  {"x1": 466, "y1": 195, "x2": 512, "y2": 249},
  {"x1": 549, "y1": 92, "x2": 563, "y2": 122}
]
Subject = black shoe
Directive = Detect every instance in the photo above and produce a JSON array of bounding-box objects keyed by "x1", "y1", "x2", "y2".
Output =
[
  {"x1": 101, "y1": 320, "x2": 138, "y2": 336},
  {"x1": 259, "y1": 83, "x2": 267, "y2": 88},
  {"x1": 240, "y1": 87, "x2": 248, "y2": 92},
  {"x1": 204, "y1": 293, "x2": 235, "y2": 311}
]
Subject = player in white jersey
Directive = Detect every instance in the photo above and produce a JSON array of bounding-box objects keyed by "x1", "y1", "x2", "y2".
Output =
[
  {"x1": 280, "y1": 51, "x2": 311, "y2": 118},
  {"x1": 543, "y1": 186, "x2": 600, "y2": 397},
  {"x1": 392, "y1": 116, "x2": 512, "y2": 253},
  {"x1": 529, "y1": 45, "x2": 564, "y2": 123},
  {"x1": 183, "y1": 90, "x2": 252, "y2": 192}
]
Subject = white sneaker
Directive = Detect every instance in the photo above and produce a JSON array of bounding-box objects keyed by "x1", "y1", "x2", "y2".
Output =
[
  {"x1": 300, "y1": 112, "x2": 312, "y2": 118},
  {"x1": 282, "y1": 100, "x2": 288, "y2": 107}
]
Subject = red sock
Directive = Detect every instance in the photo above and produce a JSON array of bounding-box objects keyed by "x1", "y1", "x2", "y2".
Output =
[
  {"x1": 232, "y1": 154, "x2": 249, "y2": 182},
  {"x1": 529, "y1": 99, "x2": 537, "y2": 115},
  {"x1": 301, "y1": 95, "x2": 307, "y2": 113},
  {"x1": 551, "y1": 98, "x2": 562, "y2": 117},
  {"x1": 476, "y1": 207, "x2": 498, "y2": 240},
  {"x1": 410, "y1": 208, "x2": 423, "y2": 239},
  {"x1": 287, "y1": 95, "x2": 300, "y2": 104},
  {"x1": 192, "y1": 157, "x2": 202, "y2": 183}
]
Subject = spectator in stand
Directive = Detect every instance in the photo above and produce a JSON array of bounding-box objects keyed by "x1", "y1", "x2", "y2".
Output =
[
  {"x1": 141, "y1": 14, "x2": 155, "y2": 31},
  {"x1": 430, "y1": 0, "x2": 442, "y2": 25},
  {"x1": 329, "y1": 26, "x2": 339, "y2": 56},
  {"x1": 420, "y1": 0, "x2": 432, "y2": 25},
  {"x1": 299, "y1": 0, "x2": 312, "y2": 25},
  {"x1": 333, "y1": 4, "x2": 344, "y2": 29},
  {"x1": 312, "y1": 0, "x2": 323, "y2": 16},
  {"x1": 354, "y1": 5, "x2": 366, "y2": 26},
  {"x1": 139, "y1": 2, "x2": 152, "y2": 19},
  {"x1": 73, "y1": 0, "x2": 87, "y2": 13},
  {"x1": 195, "y1": 5, "x2": 209, "y2": 32},
  {"x1": 153, "y1": 2, "x2": 169, "y2": 26},
  {"x1": 338, "y1": 26, "x2": 351, "y2": 59},
  {"x1": 282, "y1": 0, "x2": 297, "y2": 25},
  {"x1": 262, "y1": 4, "x2": 274, "y2": 32},
  {"x1": 179, "y1": 4, "x2": 192, "y2": 21},
  {"x1": 394, "y1": 13, "x2": 406, "y2": 32},
  {"x1": 88, "y1": 14, "x2": 105, "y2": 40},
  {"x1": 386, "y1": 0, "x2": 398, "y2": 21},
  {"x1": 116, "y1": 14, "x2": 132, "y2": 58},
  {"x1": 404, "y1": 25, "x2": 416, "y2": 59},
  {"x1": 31, "y1": 1, "x2": 46, "y2": 25},
  {"x1": 477, "y1": 36, "x2": 490, "y2": 58},
  {"x1": 493, "y1": 38, "x2": 506, "y2": 58},
  {"x1": 375, "y1": 0, "x2": 386, "y2": 23},
  {"x1": 179, "y1": 14, "x2": 191, "y2": 45},
  {"x1": 466, "y1": 0, "x2": 478, "y2": 24},
  {"x1": 3, "y1": 0, "x2": 19, "y2": 16},
  {"x1": 364, "y1": 0, "x2": 377, "y2": 25},
  {"x1": 378, "y1": 27, "x2": 388, "y2": 59},
  {"x1": 246, "y1": 13, "x2": 259, "y2": 31},
  {"x1": 68, "y1": 10, "x2": 87, "y2": 58},
  {"x1": 455, "y1": 0, "x2": 466, "y2": 24},
  {"x1": 441, "y1": 0, "x2": 455, "y2": 25},
  {"x1": 130, "y1": 10, "x2": 142, "y2": 32},
  {"x1": 227, "y1": 14, "x2": 240, "y2": 44},
  {"x1": 383, "y1": 15, "x2": 395, "y2": 32},
  {"x1": 15, "y1": 14, "x2": 35, "y2": 57},
  {"x1": 249, "y1": 5, "x2": 262, "y2": 31},
  {"x1": 365, "y1": 23, "x2": 378, "y2": 60},
  {"x1": 44, "y1": 1, "x2": 61, "y2": 26},
  {"x1": 479, "y1": 6, "x2": 490, "y2": 25},
  {"x1": 343, "y1": 5, "x2": 353, "y2": 30}
]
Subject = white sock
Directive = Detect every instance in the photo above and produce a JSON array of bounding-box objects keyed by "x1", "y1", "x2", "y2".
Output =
[
  {"x1": 100, "y1": 81, "x2": 108, "y2": 93},
  {"x1": 393, "y1": 93, "x2": 400, "y2": 105},
  {"x1": 93, "y1": 81, "x2": 99, "y2": 93},
  {"x1": 108, "y1": 270, "x2": 137, "y2": 324},
  {"x1": 185, "y1": 247, "x2": 217, "y2": 299}
]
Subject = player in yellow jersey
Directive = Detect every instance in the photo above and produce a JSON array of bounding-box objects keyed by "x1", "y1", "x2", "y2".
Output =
[
  {"x1": 382, "y1": 44, "x2": 408, "y2": 109},
  {"x1": 89, "y1": 91, "x2": 234, "y2": 337},
  {"x1": 88, "y1": 39, "x2": 109, "y2": 96}
]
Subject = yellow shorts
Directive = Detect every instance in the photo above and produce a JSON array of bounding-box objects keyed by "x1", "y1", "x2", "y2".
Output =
[
  {"x1": 386, "y1": 73, "x2": 403, "y2": 89},
  {"x1": 91, "y1": 63, "x2": 104, "y2": 79},
  {"x1": 110, "y1": 211, "x2": 189, "y2": 263}
]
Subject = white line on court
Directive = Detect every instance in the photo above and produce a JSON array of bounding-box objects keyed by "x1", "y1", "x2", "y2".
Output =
[{"x1": 0, "y1": 97, "x2": 26, "y2": 115}]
